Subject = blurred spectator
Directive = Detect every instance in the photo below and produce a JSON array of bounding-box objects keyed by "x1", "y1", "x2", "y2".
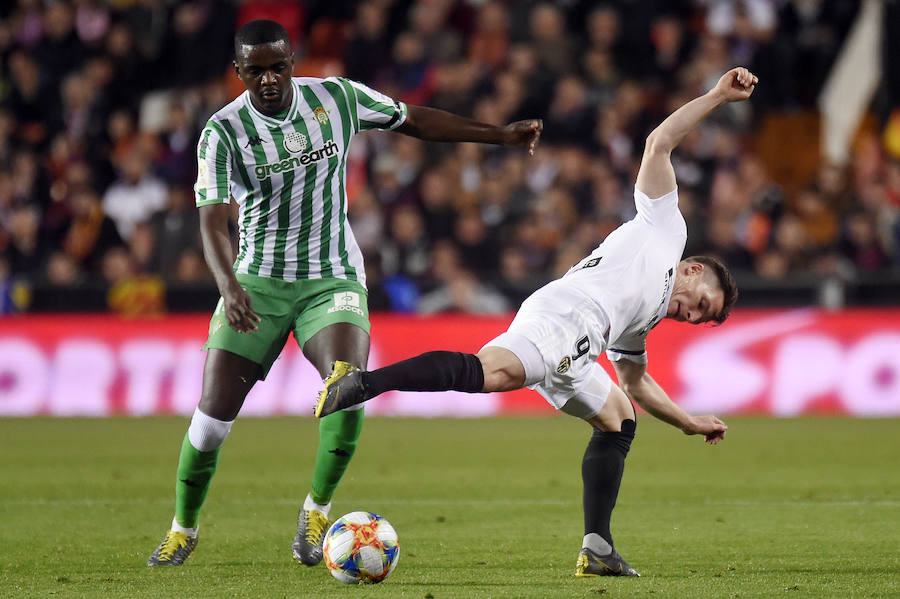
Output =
[
  {"x1": 102, "y1": 246, "x2": 165, "y2": 318},
  {"x1": 418, "y1": 267, "x2": 509, "y2": 315},
  {"x1": 839, "y1": 212, "x2": 889, "y2": 273},
  {"x1": 381, "y1": 204, "x2": 430, "y2": 283},
  {"x1": 171, "y1": 247, "x2": 211, "y2": 284},
  {"x1": 468, "y1": 1, "x2": 509, "y2": 73},
  {"x1": 6, "y1": 203, "x2": 49, "y2": 280},
  {"x1": 44, "y1": 250, "x2": 83, "y2": 286},
  {"x1": 528, "y1": 3, "x2": 574, "y2": 77},
  {"x1": 61, "y1": 188, "x2": 123, "y2": 275},
  {"x1": 344, "y1": 2, "x2": 390, "y2": 84},
  {"x1": 33, "y1": 1, "x2": 87, "y2": 88},
  {"x1": 0, "y1": 254, "x2": 29, "y2": 313},
  {"x1": 418, "y1": 241, "x2": 508, "y2": 314},
  {"x1": 102, "y1": 148, "x2": 167, "y2": 241}
]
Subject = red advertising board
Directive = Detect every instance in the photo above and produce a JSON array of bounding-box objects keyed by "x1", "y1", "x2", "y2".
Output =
[{"x1": 0, "y1": 309, "x2": 898, "y2": 416}]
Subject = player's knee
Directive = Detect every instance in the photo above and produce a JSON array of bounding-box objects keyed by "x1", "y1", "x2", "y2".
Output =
[
  {"x1": 589, "y1": 419, "x2": 636, "y2": 457},
  {"x1": 188, "y1": 408, "x2": 234, "y2": 452}
]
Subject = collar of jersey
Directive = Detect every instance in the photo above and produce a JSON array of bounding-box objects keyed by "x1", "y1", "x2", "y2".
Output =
[{"x1": 244, "y1": 79, "x2": 300, "y2": 126}]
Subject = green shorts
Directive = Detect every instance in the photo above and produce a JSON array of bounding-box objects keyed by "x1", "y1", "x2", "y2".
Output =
[{"x1": 204, "y1": 274, "x2": 369, "y2": 378}]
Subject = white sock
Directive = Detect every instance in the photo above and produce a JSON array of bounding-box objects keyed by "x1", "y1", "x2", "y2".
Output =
[
  {"x1": 171, "y1": 516, "x2": 198, "y2": 537},
  {"x1": 303, "y1": 494, "x2": 332, "y2": 517},
  {"x1": 582, "y1": 533, "x2": 613, "y2": 555},
  {"x1": 187, "y1": 407, "x2": 233, "y2": 452}
]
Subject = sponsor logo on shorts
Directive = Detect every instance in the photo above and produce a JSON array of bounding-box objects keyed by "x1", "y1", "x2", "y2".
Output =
[
  {"x1": 327, "y1": 291, "x2": 364, "y2": 317},
  {"x1": 556, "y1": 356, "x2": 572, "y2": 374}
]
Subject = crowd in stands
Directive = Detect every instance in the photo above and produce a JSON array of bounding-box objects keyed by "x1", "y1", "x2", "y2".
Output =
[{"x1": 1, "y1": 0, "x2": 899, "y2": 315}]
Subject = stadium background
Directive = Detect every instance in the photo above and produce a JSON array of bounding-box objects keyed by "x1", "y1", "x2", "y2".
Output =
[{"x1": 1, "y1": 0, "x2": 899, "y2": 417}]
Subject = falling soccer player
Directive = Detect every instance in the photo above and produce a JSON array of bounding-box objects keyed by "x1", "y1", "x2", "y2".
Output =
[{"x1": 315, "y1": 67, "x2": 758, "y2": 577}]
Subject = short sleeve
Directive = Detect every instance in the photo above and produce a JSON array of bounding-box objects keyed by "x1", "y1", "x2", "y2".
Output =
[
  {"x1": 632, "y1": 187, "x2": 687, "y2": 237},
  {"x1": 341, "y1": 78, "x2": 408, "y2": 132},
  {"x1": 194, "y1": 123, "x2": 232, "y2": 207},
  {"x1": 606, "y1": 336, "x2": 647, "y2": 364}
]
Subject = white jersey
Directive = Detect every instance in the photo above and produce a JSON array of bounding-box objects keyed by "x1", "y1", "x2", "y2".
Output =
[
  {"x1": 194, "y1": 76, "x2": 408, "y2": 283},
  {"x1": 546, "y1": 187, "x2": 686, "y2": 364}
]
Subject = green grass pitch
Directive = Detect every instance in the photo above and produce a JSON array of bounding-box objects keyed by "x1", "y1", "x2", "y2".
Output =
[{"x1": 1, "y1": 416, "x2": 897, "y2": 598}]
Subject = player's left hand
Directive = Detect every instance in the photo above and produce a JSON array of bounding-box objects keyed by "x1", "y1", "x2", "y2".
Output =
[
  {"x1": 683, "y1": 414, "x2": 728, "y2": 445},
  {"x1": 502, "y1": 119, "x2": 543, "y2": 155}
]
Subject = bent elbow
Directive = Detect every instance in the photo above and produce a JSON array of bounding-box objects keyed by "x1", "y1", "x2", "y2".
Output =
[{"x1": 644, "y1": 130, "x2": 673, "y2": 156}]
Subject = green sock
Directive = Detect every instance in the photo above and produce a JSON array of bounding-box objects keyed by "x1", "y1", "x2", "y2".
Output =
[
  {"x1": 174, "y1": 433, "x2": 220, "y2": 528},
  {"x1": 310, "y1": 409, "x2": 364, "y2": 504}
]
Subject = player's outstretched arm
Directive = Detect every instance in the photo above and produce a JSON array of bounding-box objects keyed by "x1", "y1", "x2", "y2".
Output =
[
  {"x1": 396, "y1": 105, "x2": 542, "y2": 155},
  {"x1": 635, "y1": 67, "x2": 757, "y2": 198},
  {"x1": 612, "y1": 358, "x2": 727, "y2": 445}
]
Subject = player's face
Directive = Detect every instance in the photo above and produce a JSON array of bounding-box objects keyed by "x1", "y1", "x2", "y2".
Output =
[
  {"x1": 667, "y1": 264, "x2": 724, "y2": 324},
  {"x1": 234, "y1": 41, "x2": 294, "y2": 116}
]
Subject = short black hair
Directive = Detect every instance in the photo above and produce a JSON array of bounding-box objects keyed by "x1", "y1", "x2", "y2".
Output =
[
  {"x1": 234, "y1": 20, "x2": 290, "y2": 57},
  {"x1": 683, "y1": 255, "x2": 738, "y2": 325}
]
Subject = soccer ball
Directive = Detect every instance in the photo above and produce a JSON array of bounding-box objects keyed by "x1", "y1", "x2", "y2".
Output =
[{"x1": 323, "y1": 511, "x2": 400, "y2": 584}]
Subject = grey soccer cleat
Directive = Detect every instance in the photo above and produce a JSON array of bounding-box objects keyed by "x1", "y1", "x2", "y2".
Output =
[
  {"x1": 314, "y1": 361, "x2": 367, "y2": 418},
  {"x1": 574, "y1": 547, "x2": 640, "y2": 577},
  {"x1": 291, "y1": 508, "x2": 331, "y2": 566},
  {"x1": 147, "y1": 530, "x2": 198, "y2": 566}
]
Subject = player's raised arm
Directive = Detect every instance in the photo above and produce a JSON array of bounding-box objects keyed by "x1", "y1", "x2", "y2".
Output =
[
  {"x1": 396, "y1": 105, "x2": 543, "y2": 155},
  {"x1": 635, "y1": 67, "x2": 757, "y2": 198}
]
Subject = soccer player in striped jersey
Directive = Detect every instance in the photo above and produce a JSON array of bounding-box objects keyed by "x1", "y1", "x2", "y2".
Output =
[
  {"x1": 315, "y1": 67, "x2": 757, "y2": 577},
  {"x1": 148, "y1": 19, "x2": 542, "y2": 567}
]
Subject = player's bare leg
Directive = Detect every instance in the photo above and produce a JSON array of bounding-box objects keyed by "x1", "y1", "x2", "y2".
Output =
[
  {"x1": 576, "y1": 385, "x2": 640, "y2": 577},
  {"x1": 148, "y1": 350, "x2": 259, "y2": 566},
  {"x1": 294, "y1": 323, "x2": 370, "y2": 565}
]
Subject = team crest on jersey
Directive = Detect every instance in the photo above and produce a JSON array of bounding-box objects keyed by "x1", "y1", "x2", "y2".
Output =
[
  {"x1": 556, "y1": 356, "x2": 572, "y2": 374},
  {"x1": 314, "y1": 106, "x2": 329, "y2": 125},
  {"x1": 283, "y1": 131, "x2": 309, "y2": 153}
]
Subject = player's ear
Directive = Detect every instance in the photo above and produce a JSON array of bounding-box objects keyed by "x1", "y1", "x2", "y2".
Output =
[{"x1": 233, "y1": 61, "x2": 240, "y2": 77}]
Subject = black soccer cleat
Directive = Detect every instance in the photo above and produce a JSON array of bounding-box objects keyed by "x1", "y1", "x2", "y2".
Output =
[
  {"x1": 574, "y1": 547, "x2": 640, "y2": 577},
  {"x1": 314, "y1": 361, "x2": 367, "y2": 418}
]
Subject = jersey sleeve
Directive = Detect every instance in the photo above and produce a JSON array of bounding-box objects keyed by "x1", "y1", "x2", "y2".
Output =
[
  {"x1": 632, "y1": 187, "x2": 687, "y2": 237},
  {"x1": 194, "y1": 123, "x2": 232, "y2": 206},
  {"x1": 606, "y1": 336, "x2": 647, "y2": 364},
  {"x1": 339, "y1": 77, "x2": 408, "y2": 132}
]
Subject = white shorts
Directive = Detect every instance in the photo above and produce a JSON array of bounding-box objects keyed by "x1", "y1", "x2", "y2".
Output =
[{"x1": 482, "y1": 293, "x2": 612, "y2": 420}]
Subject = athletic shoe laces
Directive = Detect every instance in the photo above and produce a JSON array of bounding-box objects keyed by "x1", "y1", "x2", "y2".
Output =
[
  {"x1": 305, "y1": 511, "x2": 329, "y2": 545},
  {"x1": 158, "y1": 531, "x2": 190, "y2": 560}
]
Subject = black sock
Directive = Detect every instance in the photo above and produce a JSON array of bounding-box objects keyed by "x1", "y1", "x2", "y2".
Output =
[
  {"x1": 582, "y1": 419, "x2": 636, "y2": 549},
  {"x1": 361, "y1": 351, "x2": 485, "y2": 398}
]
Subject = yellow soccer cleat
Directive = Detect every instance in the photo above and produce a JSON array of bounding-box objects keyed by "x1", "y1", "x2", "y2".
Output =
[
  {"x1": 292, "y1": 508, "x2": 332, "y2": 566},
  {"x1": 314, "y1": 361, "x2": 365, "y2": 418},
  {"x1": 575, "y1": 547, "x2": 640, "y2": 577},
  {"x1": 147, "y1": 530, "x2": 198, "y2": 566}
]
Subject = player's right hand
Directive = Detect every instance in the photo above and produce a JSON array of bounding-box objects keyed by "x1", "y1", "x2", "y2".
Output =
[
  {"x1": 712, "y1": 67, "x2": 757, "y2": 103},
  {"x1": 223, "y1": 284, "x2": 261, "y2": 333},
  {"x1": 502, "y1": 119, "x2": 543, "y2": 155}
]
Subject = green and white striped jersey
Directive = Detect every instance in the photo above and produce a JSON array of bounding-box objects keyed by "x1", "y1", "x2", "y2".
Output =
[{"x1": 194, "y1": 76, "x2": 408, "y2": 284}]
